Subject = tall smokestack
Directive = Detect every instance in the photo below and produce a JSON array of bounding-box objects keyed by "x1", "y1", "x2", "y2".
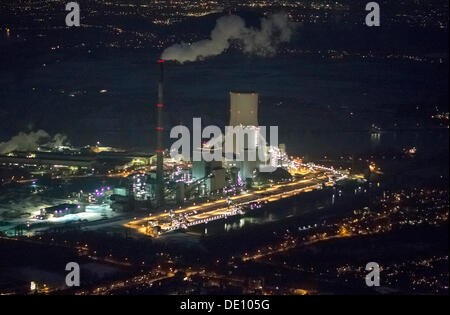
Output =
[{"x1": 156, "y1": 59, "x2": 165, "y2": 208}]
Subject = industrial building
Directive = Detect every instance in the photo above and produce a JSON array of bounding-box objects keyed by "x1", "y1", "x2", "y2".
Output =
[
  {"x1": 35, "y1": 203, "x2": 85, "y2": 220},
  {"x1": 229, "y1": 92, "x2": 259, "y2": 127},
  {"x1": 191, "y1": 160, "x2": 226, "y2": 195},
  {"x1": 225, "y1": 91, "x2": 265, "y2": 182},
  {"x1": 0, "y1": 150, "x2": 155, "y2": 172},
  {"x1": 144, "y1": 62, "x2": 288, "y2": 208}
]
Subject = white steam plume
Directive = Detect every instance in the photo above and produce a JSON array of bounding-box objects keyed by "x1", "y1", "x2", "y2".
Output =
[
  {"x1": 161, "y1": 12, "x2": 297, "y2": 63},
  {"x1": 46, "y1": 133, "x2": 69, "y2": 149},
  {"x1": 0, "y1": 130, "x2": 69, "y2": 154}
]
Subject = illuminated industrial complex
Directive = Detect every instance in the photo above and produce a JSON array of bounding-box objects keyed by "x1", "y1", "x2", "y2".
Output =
[
  {"x1": 124, "y1": 60, "x2": 348, "y2": 237},
  {"x1": 1, "y1": 0, "x2": 448, "y2": 297},
  {"x1": 0, "y1": 60, "x2": 349, "y2": 238}
]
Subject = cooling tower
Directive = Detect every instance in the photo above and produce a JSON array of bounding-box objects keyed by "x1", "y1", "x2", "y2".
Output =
[{"x1": 229, "y1": 92, "x2": 259, "y2": 127}]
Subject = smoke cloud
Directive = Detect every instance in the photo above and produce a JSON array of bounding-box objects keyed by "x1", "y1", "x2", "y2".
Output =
[
  {"x1": 46, "y1": 133, "x2": 69, "y2": 149},
  {"x1": 0, "y1": 130, "x2": 69, "y2": 154},
  {"x1": 161, "y1": 12, "x2": 297, "y2": 63}
]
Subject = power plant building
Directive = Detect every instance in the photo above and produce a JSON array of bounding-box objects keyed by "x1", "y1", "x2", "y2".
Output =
[
  {"x1": 226, "y1": 91, "x2": 262, "y2": 182},
  {"x1": 229, "y1": 92, "x2": 259, "y2": 127},
  {"x1": 192, "y1": 160, "x2": 226, "y2": 194}
]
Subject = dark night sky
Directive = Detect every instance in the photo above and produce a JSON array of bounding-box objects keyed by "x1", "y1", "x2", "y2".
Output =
[{"x1": 0, "y1": 1, "x2": 448, "y2": 157}]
